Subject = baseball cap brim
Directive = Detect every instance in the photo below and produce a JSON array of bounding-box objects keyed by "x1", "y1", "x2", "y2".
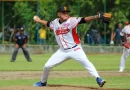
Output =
[
  {"x1": 58, "y1": 10, "x2": 70, "y2": 12},
  {"x1": 57, "y1": 6, "x2": 71, "y2": 12}
]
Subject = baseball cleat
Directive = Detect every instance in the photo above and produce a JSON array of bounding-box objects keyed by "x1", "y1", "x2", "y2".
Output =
[
  {"x1": 33, "y1": 81, "x2": 47, "y2": 87},
  {"x1": 96, "y1": 77, "x2": 106, "y2": 87},
  {"x1": 119, "y1": 69, "x2": 124, "y2": 72}
]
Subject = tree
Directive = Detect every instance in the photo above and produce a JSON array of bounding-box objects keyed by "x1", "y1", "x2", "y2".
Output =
[{"x1": 1, "y1": 0, "x2": 130, "y2": 45}]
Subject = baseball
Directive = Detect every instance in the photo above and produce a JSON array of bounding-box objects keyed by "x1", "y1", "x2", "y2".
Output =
[{"x1": 33, "y1": 16, "x2": 37, "y2": 21}]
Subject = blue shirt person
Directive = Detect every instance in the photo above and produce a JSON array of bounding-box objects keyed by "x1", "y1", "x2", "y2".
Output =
[
  {"x1": 111, "y1": 23, "x2": 123, "y2": 45},
  {"x1": 10, "y1": 28, "x2": 32, "y2": 62}
]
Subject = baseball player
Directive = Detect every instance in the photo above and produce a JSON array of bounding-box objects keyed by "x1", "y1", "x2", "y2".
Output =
[
  {"x1": 33, "y1": 6, "x2": 111, "y2": 87},
  {"x1": 10, "y1": 28, "x2": 32, "y2": 62},
  {"x1": 119, "y1": 23, "x2": 130, "y2": 72}
]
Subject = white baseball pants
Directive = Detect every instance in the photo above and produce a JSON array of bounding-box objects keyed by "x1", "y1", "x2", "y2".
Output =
[
  {"x1": 120, "y1": 48, "x2": 130, "y2": 70},
  {"x1": 41, "y1": 45, "x2": 100, "y2": 83}
]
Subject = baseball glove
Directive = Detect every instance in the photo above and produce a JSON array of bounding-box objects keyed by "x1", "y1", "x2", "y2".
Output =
[{"x1": 97, "y1": 12, "x2": 112, "y2": 24}]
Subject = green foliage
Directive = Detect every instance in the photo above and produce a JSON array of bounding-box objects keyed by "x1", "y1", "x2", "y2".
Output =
[
  {"x1": 1, "y1": 0, "x2": 130, "y2": 44},
  {"x1": 13, "y1": 2, "x2": 34, "y2": 24},
  {"x1": 13, "y1": 1, "x2": 36, "y2": 42}
]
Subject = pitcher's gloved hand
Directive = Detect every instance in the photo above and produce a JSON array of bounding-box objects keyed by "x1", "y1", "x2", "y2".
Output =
[{"x1": 97, "y1": 12, "x2": 112, "y2": 24}]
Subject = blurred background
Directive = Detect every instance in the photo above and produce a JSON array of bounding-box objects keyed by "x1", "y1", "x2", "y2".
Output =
[{"x1": 0, "y1": 0, "x2": 130, "y2": 53}]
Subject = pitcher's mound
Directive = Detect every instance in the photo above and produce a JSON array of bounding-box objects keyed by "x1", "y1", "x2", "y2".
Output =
[{"x1": 0, "y1": 85, "x2": 122, "y2": 90}]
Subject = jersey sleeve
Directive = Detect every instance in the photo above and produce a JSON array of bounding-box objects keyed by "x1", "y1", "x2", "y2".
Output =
[
  {"x1": 70, "y1": 17, "x2": 82, "y2": 28},
  {"x1": 120, "y1": 27, "x2": 125, "y2": 36},
  {"x1": 47, "y1": 20, "x2": 55, "y2": 30},
  {"x1": 78, "y1": 18, "x2": 86, "y2": 24},
  {"x1": 47, "y1": 21, "x2": 50, "y2": 27}
]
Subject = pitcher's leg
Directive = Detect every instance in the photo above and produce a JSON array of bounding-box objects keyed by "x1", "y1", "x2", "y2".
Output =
[
  {"x1": 69, "y1": 48, "x2": 106, "y2": 87},
  {"x1": 70, "y1": 49, "x2": 99, "y2": 78},
  {"x1": 119, "y1": 48, "x2": 129, "y2": 72},
  {"x1": 41, "y1": 49, "x2": 68, "y2": 83},
  {"x1": 70, "y1": 48, "x2": 106, "y2": 87}
]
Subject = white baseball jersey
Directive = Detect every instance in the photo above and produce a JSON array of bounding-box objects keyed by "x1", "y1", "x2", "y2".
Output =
[
  {"x1": 119, "y1": 25, "x2": 130, "y2": 72},
  {"x1": 41, "y1": 17, "x2": 100, "y2": 83},
  {"x1": 120, "y1": 25, "x2": 130, "y2": 43},
  {"x1": 49, "y1": 17, "x2": 82, "y2": 50}
]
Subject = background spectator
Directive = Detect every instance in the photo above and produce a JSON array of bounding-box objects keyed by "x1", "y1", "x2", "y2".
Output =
[
  {"x1": 100, "y1": 26, "x2": 111, "y2": 45},
  {"x1": 39, "y1": 25, "x2": 47, "y2": 45},
  {"x1": 110, "y1": 23, "x2": 123, "y2": 45},
  {"x1": 88, "y1": 24, "x2": 100, "y2": 45},
  {"x1": 84, "y1": 31, "x2": 91, "y2": 45}
]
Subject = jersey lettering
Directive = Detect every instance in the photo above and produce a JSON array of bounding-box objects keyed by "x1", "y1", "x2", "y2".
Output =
[
  {"x1": 55, "y1": 27, "x2": 70, "y2": 35},
  {"x1": 49, "y1": 17, "x2": 82, "y2": 49}
]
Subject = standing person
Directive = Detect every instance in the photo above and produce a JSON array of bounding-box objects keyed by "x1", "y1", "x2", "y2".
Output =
[
  {"x1": 10, "y1": 28, "x2": 32, "y2": 62},
  {"x1": 110, "y1": 23, "x2": 123, "y2": 45},
  {"x1": 39, "y1": 25, "x2": 47, "y2": 45},
  {"x1": 119, "y1": 23, "x2": 130, "y2": 72},
  {"x1": 33, "y1": 6, "x2": 111, "y2": 87}
]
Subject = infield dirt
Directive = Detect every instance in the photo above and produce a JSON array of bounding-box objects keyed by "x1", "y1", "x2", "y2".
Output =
[{"x1": 0, "y1": 71, "x2": 129, "y2": 90}]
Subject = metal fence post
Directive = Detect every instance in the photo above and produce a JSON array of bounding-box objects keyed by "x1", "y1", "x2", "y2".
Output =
[
  {"x1": 104, "y1": 0, "x2": 106, "y2": 46},
  {"x1": 36, "y1": 0, "x2": 40, "y2": 44},
  {"x1": 2, "y1": 1, "x2": 4, "y2": 44}
]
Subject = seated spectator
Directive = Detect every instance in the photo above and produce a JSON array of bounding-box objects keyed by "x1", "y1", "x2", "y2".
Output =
[
  {"x1": 84, "y1": 31, "x2": 91, "y2": 45},
  {"x1": 100, "y1": 27, "x2": 111, "y2": 45},
  {"x1": 88, "y1": 24, "x2": 100, "y2": 45}
]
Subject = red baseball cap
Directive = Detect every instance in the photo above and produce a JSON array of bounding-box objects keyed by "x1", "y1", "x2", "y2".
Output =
[{"x1": 125, "y1": 22, "x2": 129, "y2": 25}]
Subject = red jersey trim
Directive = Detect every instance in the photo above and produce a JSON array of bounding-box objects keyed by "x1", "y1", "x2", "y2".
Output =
[
  {"x1": 72, "y1": 25, "x2": 80, "y2": 44},
  {"x1": 50, "y1": 28, "x2": 53, "y2": 30},
  {"x1": 62, "y1": 34, "x2": 68, "y2": 48}
]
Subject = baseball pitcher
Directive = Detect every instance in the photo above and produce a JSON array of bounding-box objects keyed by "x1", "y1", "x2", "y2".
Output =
[
  {"x1": 119, "y1": 23, "x2": 130, "y2": 72},
  {"x1": 33, "y1": 6, "x2": 111, "y2": 87}
]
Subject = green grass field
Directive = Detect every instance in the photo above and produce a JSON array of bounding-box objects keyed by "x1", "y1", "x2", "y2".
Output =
[{"x1": 0, "y1": 53, "x2": 130, "y2": 89}]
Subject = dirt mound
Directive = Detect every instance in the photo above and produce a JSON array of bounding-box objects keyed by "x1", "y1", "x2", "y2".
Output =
[
  {"x1": 0, "y1": 71, "x2": 129, "y2": 90},
  {"x1": 0, "y1": 85, "x2": 123, "y2": 90},
  {"x1": 0, "y1": 71, "x2": 128, "y2": 80}
]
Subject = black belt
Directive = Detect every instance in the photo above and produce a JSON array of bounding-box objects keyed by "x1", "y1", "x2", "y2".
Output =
[{"x1": 64, "y1": 45, "x2": 77, "y2": 50}]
